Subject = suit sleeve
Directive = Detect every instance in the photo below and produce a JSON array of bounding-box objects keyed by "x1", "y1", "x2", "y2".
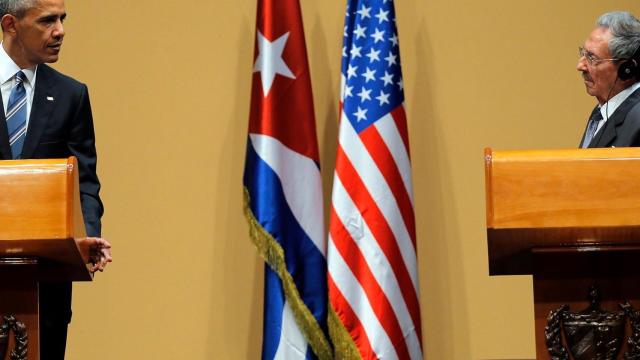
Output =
[{"x1": 68, "y1": 84, "x2": 103, "y2": 237}]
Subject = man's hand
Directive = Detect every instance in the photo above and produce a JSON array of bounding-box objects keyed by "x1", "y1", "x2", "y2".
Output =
[{"x1": 80, "y1": 237, "x2": 113, "y2": 273}]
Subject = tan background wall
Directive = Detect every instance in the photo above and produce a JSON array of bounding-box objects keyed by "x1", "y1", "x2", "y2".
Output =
[{"x1": 43, "y1": 0, "x2": 640, "y2": 359}]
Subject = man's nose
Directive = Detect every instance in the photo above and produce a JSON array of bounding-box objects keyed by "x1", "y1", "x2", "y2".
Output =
[
  {"x1": 52, "y1": 20, "x2": 64, "y2": 39},
  {"x1": 577, "y1": 56, "x2": 588, "y2": 72}
]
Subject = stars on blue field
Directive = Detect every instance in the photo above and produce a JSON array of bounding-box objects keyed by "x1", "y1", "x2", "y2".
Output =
[{"x1": 341, "y1": 0, "x2": 404, "y2": 133}]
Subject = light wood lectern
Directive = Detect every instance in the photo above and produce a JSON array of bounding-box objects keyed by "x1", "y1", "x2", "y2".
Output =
[
  {"x1": 485, "y1": 148, "x2": 640, "y2": 359},
  {"x1": 0, "y1": 157, "x2": 93, "y2": 360}
]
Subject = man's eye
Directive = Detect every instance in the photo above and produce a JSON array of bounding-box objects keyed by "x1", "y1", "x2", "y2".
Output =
[{"x1": 39, "y1": 16, "x2": 60, "y2": 25}]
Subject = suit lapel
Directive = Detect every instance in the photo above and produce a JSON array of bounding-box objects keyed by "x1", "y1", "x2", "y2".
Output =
[
  {"x1": 590, "y1": 113, "x2": 616, "y2": 147},
  {"x1": 21, "y1": 65, "x2": 56, "y2": 158},
  {"x1": 589, "y1": 88, "x2": 640, "y2": 147},
  {"x1": 0, "y1": 93, "x2": 10, "y2": 159}
]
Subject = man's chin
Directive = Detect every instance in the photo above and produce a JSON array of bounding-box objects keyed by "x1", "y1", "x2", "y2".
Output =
[{"x1": 44, "y1": 55, "x2": 60, "y2": 64}]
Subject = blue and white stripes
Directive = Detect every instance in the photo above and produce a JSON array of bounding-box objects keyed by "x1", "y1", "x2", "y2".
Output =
[
  {"x1": 243, "y1": 134, "x2": 330, "y2": 359},
  {"x1": 6, "y1": 71, "x2": 27, "y2": 159}
]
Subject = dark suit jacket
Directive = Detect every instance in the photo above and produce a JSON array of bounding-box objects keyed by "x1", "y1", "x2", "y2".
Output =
[
  {"x1": 0, "y1": 64, "x2": 103, "y2": 236},
  {"x1": 580, "y1": 86, "x2": 640, "y2": 148},
  {"x1": 0, "y1": 64, "x2": 103, "y2": 357}
]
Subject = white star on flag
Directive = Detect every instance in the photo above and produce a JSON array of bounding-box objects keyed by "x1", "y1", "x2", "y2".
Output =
[
  {"x1": 366, "y1": 48, "x2": 381, "y2": 63},
  {"x1": 253, "y1": 31, "x2": 296, "y2": 97},
  {"x1": 375, "y1": 9, "x2": 389, "y2": 23},
  {"x1": 357, "y1": 5, "x2": 372, "y2": 18},
  {"x1": 371, "y1": 28, "x2": 386, "y2": 43},
  {"x1": 354, "y1": 24, "x2": 367, "y2": 39},
  {"x1": 357, "y1": 87, "x2": 372, "y2": 102},
  {"x1": 353, "y1": 106, "x2": 368, "y2": 121},
  {"x1": 376, "y1": 90, "x2": 390, "y2": 105},
  {"x1": 362, "y1": 67, "x2": 376, "y2": 82},
  {"x1": 344, "y1": 85, "x2": 354, "y2": 98},
  {"x1": 347, "y1": 64, "x2": 358, "y2": 79},
  {"x1": 390, "y1": 34, "x2": 399, "y2": 46},
  {"x1": 385, "y1": 51, "x2": 397, "y2": 66},
  {"x1": 381, "y1": 71, "x2": 394, "y2": 86},
  {"x1": 351, "y1": 45, "x2": 363, "y2": 58}
]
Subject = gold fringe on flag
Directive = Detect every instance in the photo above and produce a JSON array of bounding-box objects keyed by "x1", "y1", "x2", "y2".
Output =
[
  {"x1": 243, "y1": 188, "x2": 333, "y2": 360},
  {"x1": 329, "y1": 305, "x2": 361, "y2": 359}
]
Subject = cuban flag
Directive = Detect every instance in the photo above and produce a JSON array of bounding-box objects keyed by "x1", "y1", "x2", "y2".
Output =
[
  {"x1": 327, "y1": 0, "x2": 423, "y2": 359},
  {"x1": 242, "y1": 0, "x2": 332, "y2": 359}
]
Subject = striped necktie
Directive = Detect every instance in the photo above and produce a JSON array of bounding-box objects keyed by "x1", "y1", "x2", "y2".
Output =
[
  {"x1": 581, "y1": 107, "x2": 603, "y2": 148},
  {"x1": 6, "y1": 71, "x2": 27, "y2": 159}
]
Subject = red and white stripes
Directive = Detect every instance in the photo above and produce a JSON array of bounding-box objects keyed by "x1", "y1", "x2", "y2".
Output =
[{"x1": 328, "y1": 107, "x2": 422, "y2": 359}]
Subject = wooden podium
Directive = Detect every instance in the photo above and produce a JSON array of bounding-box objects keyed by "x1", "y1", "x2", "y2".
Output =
[
  {"x1": 0, "y1": 157, "x2": 93, "y2": 360},
  {"x1": 485, "y1": 148, "x2": 640, "y2": 359}
]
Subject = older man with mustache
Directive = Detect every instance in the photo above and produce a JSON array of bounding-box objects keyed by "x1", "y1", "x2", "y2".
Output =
[{"x1": 577, "y1": 11, "x2": 640, "y2": 148}]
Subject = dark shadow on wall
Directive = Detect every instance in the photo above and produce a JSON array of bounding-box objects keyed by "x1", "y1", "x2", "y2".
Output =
[
  {"x1": 309, "y1": 15, "x2": 340, "y2": 236},
  {"x1": 408, "y1": 16, "x2": 472, "y2": 359},
  {"x1": 206, "y1": 13, "x2": 263, "y2": 359}
]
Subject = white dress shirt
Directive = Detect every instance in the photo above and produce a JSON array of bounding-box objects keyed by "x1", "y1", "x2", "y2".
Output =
[
  {"x1": 595, "y1": 81, "x2": 640, "y2": 134},
  {"x1": 0, "y1": 43, "x2": 37, "y2": 129}
]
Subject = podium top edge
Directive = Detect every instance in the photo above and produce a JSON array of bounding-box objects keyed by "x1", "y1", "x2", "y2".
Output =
[
  {"x1": 485, "y1": 147, "x2": 640, "y2": 161},
  {"x1": 0, "y1": 157, "x2": 77, "y2": 170}
]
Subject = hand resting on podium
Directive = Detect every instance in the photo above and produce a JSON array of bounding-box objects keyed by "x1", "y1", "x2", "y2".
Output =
[{"x1": 77, "y1": 237, "x2": 113, "y2": 273}]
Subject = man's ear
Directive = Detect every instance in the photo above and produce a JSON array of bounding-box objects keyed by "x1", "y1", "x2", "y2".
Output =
[{"x1": 0, "y1": 14, "x2": 18, "y2": 35}]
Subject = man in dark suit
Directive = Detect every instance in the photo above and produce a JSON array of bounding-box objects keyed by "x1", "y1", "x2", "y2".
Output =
[
  {"x1": 577, "y1": 11, "x2": 640, "y2": 148},
  {"x1": 0, "y1": 0, "x2": 112, "y2": 358}
]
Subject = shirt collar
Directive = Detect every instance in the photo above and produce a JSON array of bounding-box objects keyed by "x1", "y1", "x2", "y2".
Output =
[
  {"x1": 599, "y1": 81, "x2": 640, "y2": 119},
  {"x1": 0, "y1": 42, "x2": 37, "y2": 87}
]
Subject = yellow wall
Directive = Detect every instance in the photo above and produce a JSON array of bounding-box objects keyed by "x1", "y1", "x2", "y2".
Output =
[{"x1": 47, "y1": 1, "x2": 640, "y2": 359}]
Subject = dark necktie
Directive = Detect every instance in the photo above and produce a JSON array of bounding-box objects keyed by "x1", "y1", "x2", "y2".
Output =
[
  {"x1": 581, "y1": 107, "x2": 603, "y2": 148},
  {"x1": 6, "y1": 71, "x2": 27, "y2": 159}
]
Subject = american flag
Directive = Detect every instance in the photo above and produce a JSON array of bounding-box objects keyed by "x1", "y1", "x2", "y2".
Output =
[
  {"x1": 328, "y1": 0, "x2": 423, "y2": 359},
  {"x1": 243, "y1": 0, "x2": 332, "y2": 358}
]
